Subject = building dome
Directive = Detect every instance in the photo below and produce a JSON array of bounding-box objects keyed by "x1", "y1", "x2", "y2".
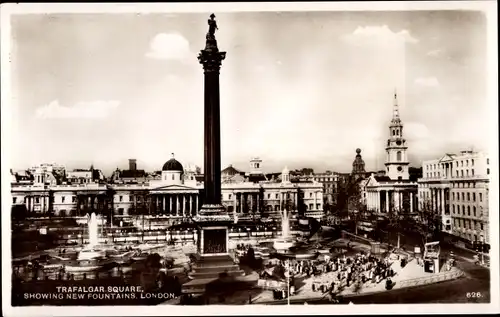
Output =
[
  {"x1": 352, "y1": 148, "x2": 366, "y2": 175},
  {"x1": 162, "y1": 154, "x2": 184, "y2": 172}
]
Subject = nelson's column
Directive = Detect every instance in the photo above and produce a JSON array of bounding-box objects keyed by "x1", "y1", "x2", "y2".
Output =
[{"x1": 194, "y1": 14, "x2": 231, "y2": 256}]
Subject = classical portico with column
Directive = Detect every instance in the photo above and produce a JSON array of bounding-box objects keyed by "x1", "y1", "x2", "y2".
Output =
[{"x1": 364, "y1": 176, "x2": 418, "y2": 214}]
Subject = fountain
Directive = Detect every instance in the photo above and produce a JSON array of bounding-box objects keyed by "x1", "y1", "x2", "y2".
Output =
[
  {"x1": 77, "y1": 212, "x2": 106, "y2": 261},
  {"x1": 273, "y1": 209, "x2": 297, "y2": 252}
]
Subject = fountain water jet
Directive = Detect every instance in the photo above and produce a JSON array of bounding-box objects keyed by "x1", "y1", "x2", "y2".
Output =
[
  {"x1": 273, "y1": 209, "x2": 296, "y2": 252},
  {"x1": 77, "y1": 212, "x2": 106, "y2": 261}
]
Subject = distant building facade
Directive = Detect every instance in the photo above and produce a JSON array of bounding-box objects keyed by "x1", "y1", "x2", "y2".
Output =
[
  {"x1": 11, "y1": 157, "x2": 325, "y2": 221},
  {"x1": 311, "y1": 171, "x2": 339, "y2": 208},
  {"x1": 418, "y1": 150, "x2": 490, "y2": 244}
]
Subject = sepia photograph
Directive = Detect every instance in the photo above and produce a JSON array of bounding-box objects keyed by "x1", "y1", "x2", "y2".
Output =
[{"x1": 1, "y1": 1, "x2": 498, "y2": 316}]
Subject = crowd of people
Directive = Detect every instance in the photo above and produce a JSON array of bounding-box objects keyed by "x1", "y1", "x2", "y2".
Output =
[{"x1": 265, "y1": 250, "x2": 399, "y2": 298}]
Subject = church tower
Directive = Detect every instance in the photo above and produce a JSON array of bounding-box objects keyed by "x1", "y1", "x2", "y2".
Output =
[{"x1": 385, "y1": 91, "x2": 410, "y2": 180}]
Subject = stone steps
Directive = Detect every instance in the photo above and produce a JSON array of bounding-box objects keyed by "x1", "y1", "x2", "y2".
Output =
[
  {"x1": 192, "y1": 264, "x2": 240, "y2": 273},
  {"x1": 189, "y1": 269, "x2": 246, "y2": 279}
]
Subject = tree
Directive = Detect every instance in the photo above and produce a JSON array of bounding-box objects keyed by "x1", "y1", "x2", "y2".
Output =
[
  {"x1": 386, "y1": 207, "x2": 404, "y2": 249},
  {"x1": 11, "y1": 204, "x2": 28, "y2": 222},
  {"x1": 413, "y1": 199, "x2": 442, "y2": 249}
]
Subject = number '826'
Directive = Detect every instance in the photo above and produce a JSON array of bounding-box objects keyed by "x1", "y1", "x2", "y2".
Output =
[{"x1": 466, "y1": 292, "x2": 482, "y2": 298}]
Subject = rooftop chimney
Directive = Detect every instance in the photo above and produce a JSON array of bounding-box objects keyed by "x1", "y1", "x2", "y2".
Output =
[{"x1": 129, "y1": 159, "x2": 137, "y2": 171}]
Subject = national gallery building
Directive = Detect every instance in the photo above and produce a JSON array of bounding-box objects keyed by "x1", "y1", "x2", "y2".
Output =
[{"x1": 10, "y1": 156, "x2": 325, "y2": 222}]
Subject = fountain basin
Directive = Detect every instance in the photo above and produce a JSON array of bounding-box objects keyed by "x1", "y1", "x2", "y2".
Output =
[
  {"x1": 77, "y1": 249, "x2": 106, "y2": 261},
  {"x1": 273, "y1": 239, "x2": 296, "y2": 252}
]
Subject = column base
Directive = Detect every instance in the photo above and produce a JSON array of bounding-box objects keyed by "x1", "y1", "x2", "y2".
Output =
[{"x1": 193, "y1": 204, "x2": 231, "y2": 222}]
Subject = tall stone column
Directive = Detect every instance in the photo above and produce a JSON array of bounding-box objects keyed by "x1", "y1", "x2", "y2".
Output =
[
  {"x1": 170, "y1": 196, "x2": 173, "y2": 214},
  {"x1": 441, "y1": 189, "x2": 445, "y2": 214},
  {"x1": 240, "y1": 193, "x2": 244, "y2": 214},
  {"x1": 385, "y1": 191, "x2": 389, "y2": 213},
  {"x1": 410, "y1": 192, "x2": 413, "y2": 213},
  {"x1": 233, "y1": 192, "x2": 237, "y2": 213},
  {"x1": 249, "y1": 194, "x2": 253, "y2": 213},
  {"x1": 437, "y1": 189, "x2": 441, "y2": 214},
  {"x1": 198, "y1": 14, "x2": 227, "y2": 217},
  {"x1": 256, "y1": 193, "x2": 260, "y2": 213},
  {"x1": 190, "y1": 195, "x2": 193, "y2": 216}
]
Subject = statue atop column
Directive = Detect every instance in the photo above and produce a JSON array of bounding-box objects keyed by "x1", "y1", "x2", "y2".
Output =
[
  {"x1": 199, "y1": 13, "x2": 226, "y2": 73},
  {"x1": 207, "y1": 13, "x2": 218, "y2": 38}
]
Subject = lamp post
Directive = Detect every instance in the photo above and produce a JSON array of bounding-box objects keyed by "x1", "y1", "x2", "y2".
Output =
[{"x1": 480, "y1": 234, "x2": 485, "y2": 265}]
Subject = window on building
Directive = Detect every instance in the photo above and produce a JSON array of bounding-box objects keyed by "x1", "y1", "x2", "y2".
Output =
[
  {"x1": 229, "y1": 194, "x2": 232, "y2": 200},
  {"x1": 487, "y1": 158, "x2": 489, "y2": 164},
  {"x1": 456, "y1": 171, "x2": 459, "y2": 177},
  {"x1": 471, "y1": 159, "x2": 474, "y2": 166},
  {"x1": 119, "y1": 196, "x2": 123, "y2": 202},
  {"x1": 397, "y1": 151, "x2": 402, "y2": 162},
  {"x1": 462, "y1": 205, "x2": 465, "y2": 215},
  {"x1": 392, "y1": 130, "x2": 395, "y2": 136},
  {"x1": 466, "y1": 170, "x2": 469, "y2": 176},
  {"x1": 467, "y1": 193, "x2": 470, "y2": 201},
  {"x1": 35, "y1": 197, "x2": 40, "y2": 204},
  {"x1": 172, "y1": 175, "x2": 174, "y2": 180},
  {"x1": 487, "y1": 168, "x2": 490, "y2": 175},
  {"x1": 466, "y1": 160, "x2": 469, "y2": 167},
  {"x1": 62, "y1": 196, "x2": 65, "y2": 203},
  {"x1": 479, "y1": 193, "x2": 483, "y2": 202},
  {"x1": 473, "y1": 193, "x2": 476, "y2": 201},
  {"x1": 13, "y1": 197, "x2": 17, "y2": 204},
  {"x1": 461, "y1": 193, "x2": 465, "y2": 201},
  {"x1": 309, "y1": 204, "x2": 313, "y2": 210},
  {"x1": 72, "y1": 196, "x2": 76, "y2": 203},
  {"x1": 452, "y1": 205, "x2": 455, "y2": 214},
  {"x1": 276, "y1": 194, "x2": 279, "y2": 199},
  {"x1": 467, "y1": 206, "x2": 470, "y2": 216},
  {"x1": 461, "y1": 161, "x2": 463, "y2": 167},
  {"x1": 268, "y1": 194, "x2": 271, "y2": 199},
  {"x1": 452, "y1": 192, "x2": 455, "y2": 200},
  {"x1": 480, "y1": 223, "x2": 483, "y2": 230}
]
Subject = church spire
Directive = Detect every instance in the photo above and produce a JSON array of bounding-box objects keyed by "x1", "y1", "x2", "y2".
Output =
[
  {"x1": 393, "y1": 89, "x2": 400, "y2": 121},
  {"x1": 391, "y1": 89, "x2": 402, "y2": 126}
]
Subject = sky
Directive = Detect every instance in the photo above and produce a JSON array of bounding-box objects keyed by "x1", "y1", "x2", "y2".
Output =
[{"x1": 9, "y1": 10, "x2": 491, "y2": 175}]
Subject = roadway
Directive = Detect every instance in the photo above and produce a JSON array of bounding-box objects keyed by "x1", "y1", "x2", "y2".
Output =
[{"x1": 306, "y1": 231, "x2": 491, "y2": 304}]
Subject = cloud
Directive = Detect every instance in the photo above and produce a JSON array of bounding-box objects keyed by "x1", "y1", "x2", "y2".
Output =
[
  {"x1": 342, "y1": 25, "x2": 419, "y2": 46},
  {"x1": 426, "y1": 49, "x2": 443, "y2": 57},
  {"x1": 340, "y1": 25, "x2": 419, "y2": 90},
  {"x1": 145, "y1": 33, "x2": 192, "y2": 61},
  {"x1": 405, "y1": 122, "x2": 430, "y2": 140},
  {"x1": 36, "y1": 100, "x2": 120, "y2": 119},
  {"x1": 414, "y1": 76, "x2": 440, "y2": 87}
]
